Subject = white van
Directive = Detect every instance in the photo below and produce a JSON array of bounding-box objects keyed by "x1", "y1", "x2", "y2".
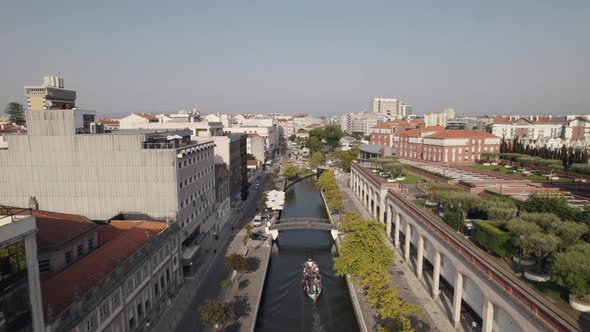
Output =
[{"x1": 252, "y1": 214, "x2": 262, "y2": 227}]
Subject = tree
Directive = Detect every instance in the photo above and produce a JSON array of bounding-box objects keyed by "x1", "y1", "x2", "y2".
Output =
[
  {"x1": 520, "y1": 194, "x2": 583, "y2": 223},
  {"x1": 245, "y1": 153, "x2": 257, "y2": 161},
  {"x1": 481, "y1": 152, "x2": 498, "y2": 162},
  {"x1": 309, "y1": 151, "x2": 325, "y2": 169},
  {"x1": 4, "y1": 102, "x2": 25, "y2": 125},
  {"x1": 333, "y1": 147, "x2": 359, "y2": 171},
  {"x1": 551, "y1": 242, "x2": 590, "y2": 299},
  {"x1": 432, "y1": 191, "x2": 481, "y2": 226},
  {"x1": 333, "y1": 212, "x2": 394, "y2": 276},
  {"x1": 257, "y1": 195, "x2": 267, "y2": 212},
  {"x1": 282, "y1": 163, "x2": 299, "y2": 180},
  {"x1": 224, "y1": 253, "x2": 248, "y2": 272},
  {"x1": 322, "y1": 125, "x2": 343, "y2": 151},
  {"x1": 304, "y1": 136, "x2": 323, "y2": 152},
  {"x1": 288, "y1": 134, "x2": 297, "y2": 142},
  {"x1": 198, "y1": 301, "x2": 232, "y2": 330},
  {"x1": 382, "y1": 162, "x2": 404, "y2": 178},
  {"x1": 506, "y1": 219, "x2": 559, "y2": 270}
]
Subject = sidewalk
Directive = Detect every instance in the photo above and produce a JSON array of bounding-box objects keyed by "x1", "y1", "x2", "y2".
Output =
[
  {"x1": 222, "y1": 229, "x2": 272, "y2": 332},
  {"x1": 154, "y1": 170, "x2": 270, "y2": 332},
  {"x1": 336, "y1": 173, "x2": 456, "y2": 332}
]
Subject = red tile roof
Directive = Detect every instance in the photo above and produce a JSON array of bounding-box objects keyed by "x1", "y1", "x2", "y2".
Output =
[
  {"x1": 409, "y1": 119, "x2": 425, "y2": 124},
  {"x1": 135, "y1": 113, "x2": 158, "y2": 121},
  {"x1": 247, "y1": 159, "x2": 258, "y2": 166},
  {"x1": 305, "y1": 123, "x2": 323, "y2": 129},
  {"x1": 33, "y1": 210, "x2": 98, "y2": 251},
  {"x1": 422, "y1": 125, "x2": 445, "y2": 132},
  {"x1": 0, "y1": 123, "x2": 26, "y2": 133},
  {"x1": 425, "y1": 129, "x2": 498, "y2": 139},
  {"x1": 41, "y1": 220, "x2": 167, "y2": 317},
  {"x1": 399, "y1": 129, "x2": 422, "y2": 137},
  {"x1": 371, "y1": 120, "x2": 408, "y2": 129}
]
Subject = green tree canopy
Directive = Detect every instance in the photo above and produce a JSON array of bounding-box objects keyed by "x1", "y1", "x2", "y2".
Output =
[
  {"x1": 382, "y1": 162, "x2": 405, "y2": 178},
  {"x1": 304, "y1": 136, "x2": 323, "y2": 152},
  {"x1": 198, "y1": 301, "x2": 232, "y2": 329},
  {"x1": 334, "y1": 212, "x2": 394, "y2": 275},
  {"x1": 224, "y1": 253, "x2": 249, "y2": 273},
  {"x1": 4, "y1": 102, "x2": 25, "y2": 125},
  {"x1": 521, "y1": 194, "x2": 584, "y2": 223},
  {"x1": 309, "y1": 151, "x2": 325, "y2": 169},
  {"x1": 333, "y1": 147, "x2": 359, "y2": 171},
  {"x1": 245, "y1": 153, "x2": 257, "y2": 161},
  {"x1": 322, "y1": 125, "x2": 343, "y2": 151},
  {"x1": 282, "y1": 163, "x2": 299, "y2": 180},
  {"x1": 551, "y1": 242, "x2": 590, "y2": 298}
]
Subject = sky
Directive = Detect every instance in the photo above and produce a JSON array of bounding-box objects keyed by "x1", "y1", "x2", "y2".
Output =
[{"x1": 1, "y1": 1, "x2": 589, "y2": 117}]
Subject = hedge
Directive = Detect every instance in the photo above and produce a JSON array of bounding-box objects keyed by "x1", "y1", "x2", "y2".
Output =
[
  {"x1": 458, "y1": 180, "x2": 476, "y2": 188},
  {"x1": 473, "y1": 221, "x2": 515, "y2": 257},
  {"x1": 570, "y1": 163, "x2": 590, "y2": 175}
]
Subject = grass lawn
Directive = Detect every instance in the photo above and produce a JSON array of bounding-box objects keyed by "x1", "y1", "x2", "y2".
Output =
[
  {"x1": 398, "y1": 173, "x2": 419, "y2": 184},
  {"x1": 468, "y1": 164, "x2": 573, "y2": 183}
]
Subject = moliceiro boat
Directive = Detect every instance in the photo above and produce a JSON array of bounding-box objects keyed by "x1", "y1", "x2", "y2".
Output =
[{"x1": 302, "y1": 259, "x2": 322, "y2": 302}]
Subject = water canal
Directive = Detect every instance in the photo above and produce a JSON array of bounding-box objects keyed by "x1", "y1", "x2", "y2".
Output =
[{"x1": 255, "y1": 177, "x2": 358, "y2": 332}]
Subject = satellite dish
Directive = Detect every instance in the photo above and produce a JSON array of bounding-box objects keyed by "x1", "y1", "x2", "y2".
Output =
[{"x1": 44, "y1": 100, "x2": 53, "y2": 108}]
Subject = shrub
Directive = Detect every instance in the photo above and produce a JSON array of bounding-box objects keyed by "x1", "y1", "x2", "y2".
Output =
[
  {"x1": 224, "y1": 253, "x2": 248, "y2": 272},
  {"x1": 458, "y1": 180, "x2": 476, "y2": 188},
  {"x1": 473, "y1": 221, "x2": 515, "y2": 257},
  {"x1": 570, "y1": 163, "x2": 590, "y2": 175}
]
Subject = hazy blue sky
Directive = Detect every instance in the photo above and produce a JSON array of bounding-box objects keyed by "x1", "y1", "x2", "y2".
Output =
[{"x1": 1, "y1": 1, "x2": 588, "y2": 117}]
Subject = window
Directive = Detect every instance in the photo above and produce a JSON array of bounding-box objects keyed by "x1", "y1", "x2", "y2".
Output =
[
  {"x1": 99, "y1": 302, "x2": 110, "y2": 320},
  {"x1": 39, "y1": 258, "x2": 50, "y2": 273},
  {"x1": 137, "y1": 302, "x2": 144, "y2": 319},
  {"x1": 154, "y1": 283, "x2": 160, "y2": 297},
  {"x1": 166, "y1": 268, "x2": 171, "y2": 284},
  {"x1": 126, "y1": 278, "x2": 134, "y2": 295},
  {"x1": 65, "y1": 250, "x2": 73, "y2": 265},
  {"x1": 77, "y1": 243, "x2": 84, "y2": 257},
  {"x1": 111, "y1": 292, "x2": 120, "y2": 308},
  {"x1": 134, "y1": 271, "x2": 142, "y2": 285},
  {"x1": 86, "y1": 314, "x2": 97, "y2": 332},
  {"x1": 88, "y1": 238, "x2": 95, "y2": 250}
]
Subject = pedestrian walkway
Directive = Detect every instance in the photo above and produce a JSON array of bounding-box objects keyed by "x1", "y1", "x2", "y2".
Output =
[
  {"x1": 222, "y1": 228, "x2": 272, "y2": 331},
  {"x1": 336, "y1": 172, "x2": 457, "y2": 332}
]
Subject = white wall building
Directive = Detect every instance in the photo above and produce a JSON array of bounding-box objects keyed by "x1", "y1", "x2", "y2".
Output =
[
  {"x1": 423, "y1": 108, "x2": 455, "y2": 128},
  {"x1": 371, "y1": 98, "x2": 412, "y2": 119},
  {"x1": 224, "y1": 125, "x2": 279, "y2": 157}
]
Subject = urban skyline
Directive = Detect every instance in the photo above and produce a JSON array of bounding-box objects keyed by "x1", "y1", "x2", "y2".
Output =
[{"x1": 1, "y1": 1, "x2": 589, "y2": 116}]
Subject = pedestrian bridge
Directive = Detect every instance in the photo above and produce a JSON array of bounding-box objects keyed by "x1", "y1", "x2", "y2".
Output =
[{"x1": 265, "y1": 218, "x2": 338, "y2": 240}]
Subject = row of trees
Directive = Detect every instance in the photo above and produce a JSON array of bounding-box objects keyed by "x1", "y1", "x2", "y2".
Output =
[
  {"x1": 281, "y1": 163, "x2": 299, "y2": 180},
  {"x1": 334, "y1": 212, "x2": 420, "y2": 331},
  {"x1": 308, "y1": 151, "x2": 325, "y2": 169},
  {"x1": 288, "y1": 125, "x2": 344, "y2": 152},
  {"x1": 316, "y1": 170, "x2": 343, "y2": 212},
  {"x1": 425, "y1": 187, "x2": 590, "y2": 299},
  {"x1": 500, "y1": 137, "x2": 589, "y2": 172}
]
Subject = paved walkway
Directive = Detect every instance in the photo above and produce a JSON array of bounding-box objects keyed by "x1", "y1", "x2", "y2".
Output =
[
  {"x1": 336, "y1": 172, "x2": 456, "y2": 332},
  {"x1": 222, "y1": 228, "x2": 272, "y2": 331}
]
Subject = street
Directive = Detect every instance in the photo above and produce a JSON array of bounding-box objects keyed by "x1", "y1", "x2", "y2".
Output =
[{"x1": 171, "y1": 168, "x2": 272, "y2": 332}]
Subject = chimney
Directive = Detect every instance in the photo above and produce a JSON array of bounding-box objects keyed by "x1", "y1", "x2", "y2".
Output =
[{"x1": 28, "y1": 196, "x2": 39, "y2": 210}]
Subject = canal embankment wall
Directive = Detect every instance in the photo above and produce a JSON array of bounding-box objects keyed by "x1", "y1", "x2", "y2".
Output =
[{"x1": 320, "y1": 190, "x2": 369, "y2": 332}]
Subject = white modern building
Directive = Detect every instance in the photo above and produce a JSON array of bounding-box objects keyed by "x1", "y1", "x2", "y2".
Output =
[
  {"x1": 424, "y1": 108, "x2": 456, "y2": 128},
  {"x1": 224, "y1": 125, "x2": 279, "y2": 157},
  {"x1": 492, "y1": 116, "x2": 567, "y2": 141},
  {"x1": 371, "y1": 98, "x2": 413, "y2": 119}
]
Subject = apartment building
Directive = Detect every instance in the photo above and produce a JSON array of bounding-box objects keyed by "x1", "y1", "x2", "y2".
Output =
[
  {"x1": 24, "y1": 76, "x2": 76, "y2": 111},
  {"x1": 247, "y1": 134, "x2": 266, "y2": 162},
  {"x1": 224, "y1": 125, "x2": 279, "y2": 158},
  {"x1": 0, "y1": 207, "x2": 45, "y2": 332},
  {"x1": 119, "y1": 116, "x2": 224, "y2": 138},
  {"x1": 369, "y1": 119, "x2": 411, "y2": 147},
  {"x1": 423, "y1": 108, "x2": 455, "y2": 128},
  {"x1": 566, "y1": 116, "x2": 590, "y2": 146},
  {"x1": 40, "y1": 216, "x2": 181, "y2": 332},
  {"x1": 370, "y1": 98, "x2": 412, "y2": 119},
  {"x1": 492, "y1": 116, "x2": 567, "y2": 140},
  {"x1": 118, "y1": 113, "x2": 159, "y2": 129},
  {"x1": 340, "y1": 112, "x2": 386, "y2": 136}
]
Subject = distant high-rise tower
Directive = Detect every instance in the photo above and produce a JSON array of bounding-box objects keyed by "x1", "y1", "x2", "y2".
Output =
[
  {"x1": 24, "y1": 76, "x2": 76, "y2": 110},
  {"x1": 371, "y1": 98, "x2": 412, "y2": 119}
]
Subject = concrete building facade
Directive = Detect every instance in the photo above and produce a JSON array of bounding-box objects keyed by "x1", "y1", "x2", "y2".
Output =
[
  {"x1": 371, "y1": 98, "x2": 412, "y2": 119},
  {"x1": 0, "y1": 208, "x2": 45, "y2": 332}
]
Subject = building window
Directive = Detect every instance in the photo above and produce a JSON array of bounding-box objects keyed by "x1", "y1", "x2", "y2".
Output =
[
  {"x1": 134, "y1": 271, "x2": 142, "y2": 285},
  {"x1": 39, "y1": 258, "x2": 50, "y2": 273},
  {"x1": 154, "y1": 283, "x2": 160, "y2": 297},
  {"x1": 88, "y1": 238, "x2": 95, "y2": 250},
  {"x1": 126, "y1": 278, "x2": 134, "y2": 295},
  {"x1": 86, "y1": 314, "x2": 97, "y2": 332},
  {"x1": 111, "y1": 292, "x2": 120, "y2": 308},
  {"x1": 99, "y1": 302, "x2": 110, "y2": 320},
  {"x1": 137, "y1": 302, "x2": 144, "y2": 319},
  {"x1": 65, "y1": 250, "x2": 73, "y2": 265},
  {"x1": 77, "y1": 243, "x2": 84, "y2": 257}
]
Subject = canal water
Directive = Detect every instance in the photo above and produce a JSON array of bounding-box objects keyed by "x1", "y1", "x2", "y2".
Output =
[{"x1": 255, "y1": 177, "x2": 358, "y2": 332}]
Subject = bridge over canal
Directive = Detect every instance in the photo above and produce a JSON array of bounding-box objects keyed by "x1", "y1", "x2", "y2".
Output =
[{"x1": 265, "y1": 217, "x2": 337, "y2": 240}]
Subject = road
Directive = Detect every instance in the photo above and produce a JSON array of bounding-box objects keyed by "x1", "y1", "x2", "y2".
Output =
[{"x1": 173, "y1": 168, "x2": 272, "y2": 332}]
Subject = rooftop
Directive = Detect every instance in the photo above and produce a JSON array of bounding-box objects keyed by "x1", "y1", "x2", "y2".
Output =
[
  {"x1": 33, "y1": 209, "x2": 98, "y2": 251},
  {"x1": 41, "y1": 220, "x2": 167, "y2": 317},
  {"x1": 425, "y1": 129, "x2": 498, "y2": 139}
]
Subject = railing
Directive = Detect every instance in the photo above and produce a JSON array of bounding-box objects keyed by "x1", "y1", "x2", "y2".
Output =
[
  {"x1": 0, "y1": 206, "x2": 32, "y2": 223},
  {"x1": 269, "y1": 218, "x2": 334, "y2": 231},
  {"x1": 386, "y1": 190, "x2": 581, "y2": 332}
]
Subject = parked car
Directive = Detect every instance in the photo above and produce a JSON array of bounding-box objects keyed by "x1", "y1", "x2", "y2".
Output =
[
  {"x1": 252, "y1": 214, "x2": 262, "y2": 227},
  {"x1": 250, "y1": 233, "x2": 268, "y2": 241}
]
